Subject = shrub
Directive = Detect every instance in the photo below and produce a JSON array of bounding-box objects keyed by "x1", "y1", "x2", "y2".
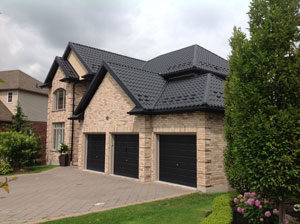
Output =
[
  {"x1": 56, "y1": 143, "x2": 69, "y2": 154},
  {"x1": 200, "y1": 194, "x2": 233, "y2": 224},
  {"x1": 233, "y1": 192, "x2": 279, "y2": 224},
  {"x1": 0, "y1": 158, "x2": 13, "y2": 175},
  {"x1": 0, "y1": 131, "x2": 42, "y2": 171}
]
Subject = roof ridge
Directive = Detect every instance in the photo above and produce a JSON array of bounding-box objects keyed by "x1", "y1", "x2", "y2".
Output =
[
  {"x1": 194, "y1": 44, "x2": 228, "y2": 63},
  {"x1": 203, "y1": 73, "x2": 212, "y2": 106},
  {"x1": 151, "y1": 80, "x2": 169, "y2": 110},
  {"x1": 69, "y1": 42, "x2": 146, "y2": 63},
  {"x1": 192, "y1": 45, "x2": 198, "y2": 66},
  {"x1": 107, "y1": 61, "x2": 160, "y2": 75}
]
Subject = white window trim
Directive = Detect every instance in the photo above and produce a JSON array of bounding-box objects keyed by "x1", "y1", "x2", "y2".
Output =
[
  {"x1": 7, "y1": 91, "x2": 13, "y2": 103},
  {"x1": 53, "y1": 123, "x2": 65, "y2": 150}
]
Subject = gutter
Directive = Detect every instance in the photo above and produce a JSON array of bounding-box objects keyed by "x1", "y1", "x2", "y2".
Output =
[{"x1": 70, "y1": 82, "x2": 76, "y2": 165}]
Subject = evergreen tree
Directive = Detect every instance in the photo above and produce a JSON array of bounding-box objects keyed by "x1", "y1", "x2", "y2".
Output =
[
  {"x1": 224, "y1": 0, "x2": 300, "y2": 223},
  {"x1": 8, "y1": 102, "x2": 31, "y2": 134}
]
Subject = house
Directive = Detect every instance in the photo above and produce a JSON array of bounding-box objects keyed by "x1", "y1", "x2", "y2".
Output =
[
  {"x1": 0, "y1": 70, "x2": 48, "y2": 162},
  {"x1": 0, "y1": 100, "x2": 12, "y2": 130},
  {"x1": 43, "y1": 42, "x2": 229, "y2": 192}
]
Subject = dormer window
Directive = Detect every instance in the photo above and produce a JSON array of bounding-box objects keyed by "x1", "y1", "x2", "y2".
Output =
[
  {"x1": 54, "y1": 88, "x2": 66, "y2": 110},
  {"x1": 7, "y1": 92, "x2": 13, "y2": 103}
]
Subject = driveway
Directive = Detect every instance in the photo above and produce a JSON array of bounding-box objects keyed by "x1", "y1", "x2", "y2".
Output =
[{"x1": 0, "y1": 167, "x2": 195, "y2": 224}]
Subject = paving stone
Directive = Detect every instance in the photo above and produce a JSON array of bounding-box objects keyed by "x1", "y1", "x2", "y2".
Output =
[{"x1": 0, "y1": 167, "x2": 194, "y2": 224}]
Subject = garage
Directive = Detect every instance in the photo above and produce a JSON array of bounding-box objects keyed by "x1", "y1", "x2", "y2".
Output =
[
  {"x1": 159, "y1": 135, "x2": 197, "y2": 187},
  {"x1": 114, "y1": 134, "x2": 139, "y2": 178},
  {"x1": 86, "y1": 134, "x2": 106, "y2": 172}
]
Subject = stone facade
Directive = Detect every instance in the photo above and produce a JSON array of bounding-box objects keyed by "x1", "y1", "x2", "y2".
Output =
[
  {"x1": 46, "y1": 68, "x2": 73, "y2": 164},
  {"x1": 46, "y1": 69, "x2": 229, "y2": 192}
]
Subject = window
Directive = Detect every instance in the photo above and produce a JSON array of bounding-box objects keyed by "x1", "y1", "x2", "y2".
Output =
[
  {"x1": 53, "y1": 123, "x2": 64, "y2": 150},
  {"x1": 54, "y1": 89, "x2": 66, "y2": 110},
  {"x1": 7, "y1": 92, "x2": 13, "y2": 103}
]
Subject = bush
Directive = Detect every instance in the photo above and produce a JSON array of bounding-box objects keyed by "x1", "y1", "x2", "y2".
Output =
[
  {"x1": 233, "y1": 192, "x2": 279, "y2": 224},
  {"x1": 56, "y1": 143, "x2": 69, "y2": 154},
  {"x1": 200, "y1": 194, "x2": 233, "y2": 224},
  {"x1": 0, "y1": 131, "x2": 42, "y2": 171},
  {"x1": 0, "y1": 158, "x2": 13, "y2": 175}
]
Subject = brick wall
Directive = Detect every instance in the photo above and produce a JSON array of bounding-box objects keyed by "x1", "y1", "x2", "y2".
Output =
[{"x1": 30, "y1": 121, "x2": 47, "y2": 164}]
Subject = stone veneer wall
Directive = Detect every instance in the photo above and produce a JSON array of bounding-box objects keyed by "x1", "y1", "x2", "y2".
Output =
[
  {"x1": 75, "y1": 72, "x2": 229, "y2": 192},
  {"x1": 71, "y1": 81, "x2": 89, "y2": 165},
  {"x1": 46, "y1": 68, "x2": 73, "y2": 164},
  {"x1": 204, "y1": 113, "x2": 229, "y2": 192}
]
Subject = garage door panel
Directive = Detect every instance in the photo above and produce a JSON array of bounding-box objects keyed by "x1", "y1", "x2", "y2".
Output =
[
  {"x1": 114, "y1": 134, "x2": 139, "y2": 178},
  {"x1": 159, "y1": 135, "x2": 196, "y2": 187},
  {"x1": 87, "y1": 134, "x2": 105, "y2": 172}
]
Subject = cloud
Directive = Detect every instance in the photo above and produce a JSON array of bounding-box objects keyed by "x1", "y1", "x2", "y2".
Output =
[{"x1": 0, "y1": 0, "x2": 250, "y2": 82}]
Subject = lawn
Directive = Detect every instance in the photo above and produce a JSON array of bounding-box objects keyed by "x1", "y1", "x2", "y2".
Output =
[
  {"x1": 43, "y1": 192, "x2": 221, "y2": 224},
  {"x1": 0, "y1": 165, "x2": 58, "y2": 176}
]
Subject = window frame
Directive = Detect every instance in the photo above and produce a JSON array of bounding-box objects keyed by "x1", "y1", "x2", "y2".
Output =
[
  {"x1": 54, "y1": 88, "x2": 66, "y2": 111},
  {"x1": 53, "y1": 122, "x2": 65, "y2": 150},
  {"x1": 7, "y1": 91, "x2": 13, "y2": 103}
]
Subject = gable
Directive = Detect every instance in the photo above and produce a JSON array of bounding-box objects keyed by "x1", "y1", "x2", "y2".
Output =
[
  {"x1": 67, "y1": 50, "x2": 88, "y2": 78},
  {"x1": 84, "y1": 72, "x2": 135, "y2": 123}
]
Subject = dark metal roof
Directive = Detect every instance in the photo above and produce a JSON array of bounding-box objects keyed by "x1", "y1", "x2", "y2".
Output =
[
  {"x1": 70, "y1": 63, "x2": 225, "y2": 119},
  {"x1": 106, "y1": 62, "x2": 166, "y2": 110},
  {"x1": 142, "y1": 45, "x2": 228, "y2": 78},
  {"x1": 42, "y1": 57, "x2": 79, "y2": 87},
  {"x1": 151, "y1": 73, "x2": 224, "y2": 112},
  {"x1": 56, "y1": 57, "x2": 79, "y2": 80},
  {"x1": 69, "y1": 42, "x2": 146, "y2": 73},
  {"x1": 43, "y1": 42, "x2": 228, "y2": 118}
]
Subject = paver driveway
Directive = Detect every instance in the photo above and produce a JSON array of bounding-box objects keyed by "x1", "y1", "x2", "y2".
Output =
[{"x1": 0, "y1": 167, "x2": 194, "y2": 224}]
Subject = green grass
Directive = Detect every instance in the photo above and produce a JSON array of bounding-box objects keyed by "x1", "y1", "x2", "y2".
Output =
[
  {"x1": 43, "y1": 192, "x2": 222, "y2": 224},
  {"x1": 0, "y1": 165, "x2": 58, "y2": 176}
]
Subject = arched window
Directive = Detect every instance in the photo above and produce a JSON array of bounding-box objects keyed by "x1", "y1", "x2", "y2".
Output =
[{"x1": 54, "y1": 88, "x2": 66, "y2": 110}]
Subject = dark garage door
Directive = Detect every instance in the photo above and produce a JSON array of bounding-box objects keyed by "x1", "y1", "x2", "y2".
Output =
[
  {"x1": 87, "y1": 134, "x2": 105, "y2": 172},
  {"x1": 114, "y1": 135, "x2": 139, "y2": 178},
  {"x1": 159, "y1": 135, "x2": 196, "y2": 187}
]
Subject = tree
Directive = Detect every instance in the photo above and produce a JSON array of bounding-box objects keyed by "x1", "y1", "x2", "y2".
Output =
[
  {"x1": 224, "y1": 0, "x2": 300, "y2": 223},
  {"x1": 7, "y1": 102, "x2": 31, "y2": 134}
]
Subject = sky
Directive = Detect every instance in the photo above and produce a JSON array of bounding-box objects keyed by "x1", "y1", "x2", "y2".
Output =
[{"x1": 0, "y1": 0, "x2": 251, "y2": 82}]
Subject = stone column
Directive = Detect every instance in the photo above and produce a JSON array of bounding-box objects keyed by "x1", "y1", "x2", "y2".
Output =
[
  {"x1": 104, "y1": 132, "x2": 111, "y2": 174},
  {"x1": 197, "y1": 113, "x2": 212, "y2": 192},
  {"x1": 139, "y1": 115, "x2": 153, "y2": 182}
]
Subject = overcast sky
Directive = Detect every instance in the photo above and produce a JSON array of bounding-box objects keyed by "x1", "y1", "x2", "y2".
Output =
[{"x1": 0, "y1": 0, "x2": 251, "y2": 82}]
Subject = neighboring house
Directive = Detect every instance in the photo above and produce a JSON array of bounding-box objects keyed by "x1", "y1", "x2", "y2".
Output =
[
  {"x1": 0, "y1": 100, "x2": 12, "y2": 130},
  {"x1": 43, "y1": 42, "x2": 228, "y2": 192},
  {"x1": 0, "y1": 70, "x2": 48, "y2": 163}
]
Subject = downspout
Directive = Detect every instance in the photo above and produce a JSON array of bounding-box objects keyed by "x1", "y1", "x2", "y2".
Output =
[{"x1": 70, "y1": 82, "x2": 76, "y2": 165}]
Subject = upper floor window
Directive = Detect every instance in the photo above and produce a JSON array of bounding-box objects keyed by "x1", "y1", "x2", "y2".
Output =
[
  {"x1": 54, "y1": 88, "x2": 66, "y2": 110},
  {"x1": 7, "y1": 92, "x2": 13, "y2": 103}
]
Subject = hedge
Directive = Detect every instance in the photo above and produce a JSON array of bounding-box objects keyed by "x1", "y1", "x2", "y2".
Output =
[{"x1": 200, "y1": 194, "x2": 233, "y2": 224}]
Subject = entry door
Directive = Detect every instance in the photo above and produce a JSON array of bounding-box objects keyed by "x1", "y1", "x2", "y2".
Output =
[
  {"x1": 114, "y1": 134, "x2": 139, "y2": 178},
  {"x1": 86, "y1": 134, "x2": 105, "y2": 172},
  {"x1": 159, "y1": 135, "x2": 196, "y2": 187}
]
